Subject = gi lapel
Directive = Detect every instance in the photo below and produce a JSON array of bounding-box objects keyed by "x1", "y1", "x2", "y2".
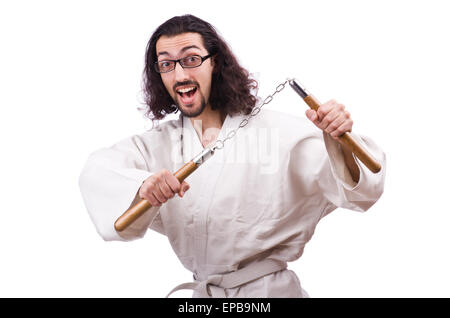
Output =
[{"x1": 181, "y1": 114, "x2": 244, "y2": 273}]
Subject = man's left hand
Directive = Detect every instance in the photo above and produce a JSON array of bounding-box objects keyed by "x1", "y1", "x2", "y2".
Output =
[{"x1": 305, "y1": 99, "x2": 353, "y2": 140}]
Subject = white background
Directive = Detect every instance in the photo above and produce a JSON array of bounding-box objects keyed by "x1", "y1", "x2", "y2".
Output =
[{"x1": 1, "y1": 0, "x2": 449, "y2": 297}]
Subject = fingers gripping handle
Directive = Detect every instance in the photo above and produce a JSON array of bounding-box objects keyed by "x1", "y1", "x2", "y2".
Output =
[
  {"x1": 114, "y1": 148, "x2": 214, "y2": 232},
  {"x1": 113, "y1": 161, "x2": 199, "y2": 232},
  {"x1": 290, "y1": 80, "x2": 382, "y2": 173}
]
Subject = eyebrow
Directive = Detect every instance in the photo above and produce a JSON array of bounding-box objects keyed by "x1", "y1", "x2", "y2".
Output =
[{"x1": 157, "y1": 45, "x2": 202, "y2": 58}]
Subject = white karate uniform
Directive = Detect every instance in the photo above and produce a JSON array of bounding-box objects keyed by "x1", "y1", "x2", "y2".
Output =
[{"x1": 79, "y1": 108, "x2": 386, "y2": 297}]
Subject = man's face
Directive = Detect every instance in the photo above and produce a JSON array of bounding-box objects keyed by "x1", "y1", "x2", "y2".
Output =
[{"x1": 156, "y1": 32, "x2": 214, "y2": 118}]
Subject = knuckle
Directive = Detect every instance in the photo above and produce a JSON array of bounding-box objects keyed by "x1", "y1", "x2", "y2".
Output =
[
  {"x1": 141, "y1": 187, "x2": 150, "y2": 196},
  {"x1": 142, "y1": 192, "x2": 152, "y2": 201},
  {"x1": 317, "y1": 108, "x2": 325, "y2": 117},
  {"x1": 139, "y1": 185, "x2": 148, "y2": 196},
  {"x1": 338, "y1": 126, "x2": 348, "y2": 134},
  {"x1": 154, "y1": 175, "x2": 162, "y2": 183}
]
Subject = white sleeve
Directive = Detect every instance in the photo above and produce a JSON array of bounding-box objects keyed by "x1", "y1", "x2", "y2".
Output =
[
  {"x1": 78, "y1": 135, "x2": 162, "y2": 241},
  {"x1": 289, "y1": 130, "x2": 386, "y2": 216},
  {"x1": 319, "y1": 132, "x2": 386, "y2": 213}
]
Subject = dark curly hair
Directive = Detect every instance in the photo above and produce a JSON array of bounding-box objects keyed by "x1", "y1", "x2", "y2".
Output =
[{"x1": 143, "y1": 14, "x2": 258, "y2": 120}]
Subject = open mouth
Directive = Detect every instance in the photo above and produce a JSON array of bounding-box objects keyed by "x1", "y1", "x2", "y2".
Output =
[{"x1": 176, "y1": 86, "x2": 198, "y2": 105}]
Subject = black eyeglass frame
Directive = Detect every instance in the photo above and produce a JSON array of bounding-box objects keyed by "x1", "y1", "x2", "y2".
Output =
[{"x1": 154, "y1": 54, "x2": 213, "y2": 73}]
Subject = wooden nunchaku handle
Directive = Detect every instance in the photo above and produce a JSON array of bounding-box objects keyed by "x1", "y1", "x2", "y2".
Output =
[
  {"x1": 114, "y1": 161, "x2": 199, "y2": 232},
  {"x1": 303, "y1": 95, "x2": 382, "y2": 173}
]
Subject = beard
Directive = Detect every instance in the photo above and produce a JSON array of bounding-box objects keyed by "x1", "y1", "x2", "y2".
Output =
[{"x1": 176, "y1": 94, "x2": 207, "y2": 118}]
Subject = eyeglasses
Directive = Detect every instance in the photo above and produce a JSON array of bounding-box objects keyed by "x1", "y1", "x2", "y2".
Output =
[{"x1": 154, "y1": 54, "x2": 212, "y2": 73}]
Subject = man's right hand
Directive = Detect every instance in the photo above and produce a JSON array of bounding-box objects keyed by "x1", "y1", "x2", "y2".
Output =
[{"x1": 139, "y1": 169, "x2": 190, "y2": 207}]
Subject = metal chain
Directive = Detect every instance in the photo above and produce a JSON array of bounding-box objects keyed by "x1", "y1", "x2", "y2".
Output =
[{"x1": 212, "y1": 79, "x2": 289, "y2": 151}]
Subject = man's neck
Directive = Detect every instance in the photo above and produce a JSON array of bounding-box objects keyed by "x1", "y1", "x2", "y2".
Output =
[{"x1": 189, "y1": 105, "x2": 226, "y2": 148}]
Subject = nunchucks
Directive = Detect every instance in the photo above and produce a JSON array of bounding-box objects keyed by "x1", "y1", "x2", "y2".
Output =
[
  {"x1": 289, "y1": 79, "x2": 382, "y2": 174},
  {"x1": 114, "y1": 79, "x2": 381, "y2": 232},
  {"x1": 114, "y1": 148, "x2": 214, "y2": 232}
]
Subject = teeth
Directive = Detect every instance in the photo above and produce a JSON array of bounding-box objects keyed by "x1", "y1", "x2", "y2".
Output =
[{"x1": 177, "y1": 87, "x2": 196, "y2": 94}]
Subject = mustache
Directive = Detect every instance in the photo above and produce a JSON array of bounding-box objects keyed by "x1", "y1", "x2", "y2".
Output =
[{"x1": 173, "y1": 80, "x2": 199, "y2": 92}]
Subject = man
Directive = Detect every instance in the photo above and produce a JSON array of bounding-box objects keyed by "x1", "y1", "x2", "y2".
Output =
[{"x1": 79, "y1": 14, "x2": 386, "y2": 297}]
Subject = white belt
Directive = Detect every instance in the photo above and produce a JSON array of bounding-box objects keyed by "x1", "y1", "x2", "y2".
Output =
[{"x1": 166, "y1": 259, "x2": 287, "y2": 298}]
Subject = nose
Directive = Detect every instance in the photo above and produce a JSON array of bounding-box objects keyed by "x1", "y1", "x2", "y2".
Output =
[{"x1": 174, "y1": 61, "x2": 189, "y2": 82}]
